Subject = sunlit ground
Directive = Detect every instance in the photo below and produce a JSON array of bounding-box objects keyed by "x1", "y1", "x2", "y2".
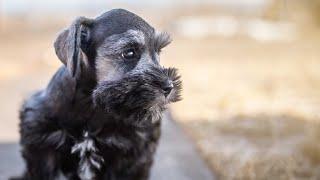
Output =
[
  {"x1": 166, "y1": 36, "x2": 320, "y2": 179},
  {"x1": 1, "y1": 7, "x2": 320, "y2": 179}
]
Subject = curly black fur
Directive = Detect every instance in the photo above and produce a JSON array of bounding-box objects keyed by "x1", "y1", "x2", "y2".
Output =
[
  {"x1": 16, "y1": 66, "x2": 181, "y2": 180},
  {"x1": 12, "y1": 9, "x2": 182, "y2": 180}
]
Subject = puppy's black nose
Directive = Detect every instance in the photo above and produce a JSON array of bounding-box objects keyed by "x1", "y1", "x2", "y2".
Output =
[{"x1": 163, "y1": 81, "x2": 174, "y2": 97}]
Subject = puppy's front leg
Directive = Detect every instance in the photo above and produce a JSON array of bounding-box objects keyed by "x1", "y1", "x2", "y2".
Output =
[
  {"x1": 19, "y1": 146, "x2": 59, "y2": 180},
  {"x1": 18, "y1": 94, "x2": 69, "y2": 180},
  {"x1": 18, "y1": 127, "x2": 65, "y2": 180}
]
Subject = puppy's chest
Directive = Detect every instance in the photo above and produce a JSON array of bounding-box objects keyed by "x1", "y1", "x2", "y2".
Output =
[
  {"x1": 72, "y1": 128, "x2": 150, "y2": 155},
  {"x1": 58, "y1": 104, "x2": 162, "y2": 179},
  {"x1": 68, "y1": 126, "x2": 154, "y2": 180}
]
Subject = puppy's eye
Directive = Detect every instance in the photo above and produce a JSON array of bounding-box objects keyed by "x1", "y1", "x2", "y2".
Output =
[{"x1": 121, "y1": 49, "x2": 137, "y2": 60}]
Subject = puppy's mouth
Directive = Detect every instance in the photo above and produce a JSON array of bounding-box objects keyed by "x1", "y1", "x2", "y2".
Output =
[
  {"x1": 157, "y1": 67, "x2": 182, "y2": 103},
  {"x1": 92, "y1": 66, "x2": 182, "y2": 114}
]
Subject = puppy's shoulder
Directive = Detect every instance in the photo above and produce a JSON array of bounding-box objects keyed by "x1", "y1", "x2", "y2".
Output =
[
  {"x1": 19, "y1": 90, "x2": 48, "y2": 122},
  {"x1": 19, "y1": 66, "x2": 75, "y2": 122}
]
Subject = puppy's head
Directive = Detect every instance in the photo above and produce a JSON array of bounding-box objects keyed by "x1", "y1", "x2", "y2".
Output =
[
  {"x1": 54, "y1": 8, "x2": 171, "y2": 82},
  {"x1": 54, "y1": 9, "x2": 181, "y2": 115}
]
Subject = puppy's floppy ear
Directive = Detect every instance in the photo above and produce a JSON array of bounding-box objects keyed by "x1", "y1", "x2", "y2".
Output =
[{"x1": 54, "y1": 17, "x2": 93, "y2": 78}]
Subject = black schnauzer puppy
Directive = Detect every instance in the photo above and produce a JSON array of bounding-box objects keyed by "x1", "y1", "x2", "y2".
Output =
[{"x1": 14, "y1": 9, "x2": 181, "y2": 180}]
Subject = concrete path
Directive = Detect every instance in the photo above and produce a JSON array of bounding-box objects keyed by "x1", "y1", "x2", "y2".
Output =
[
  {"x1": 0, "y1": 112, "x2": 215, "y2": 180},
  {"x1": 150, "y1": 112, "x2": 215, "y2": 180}
]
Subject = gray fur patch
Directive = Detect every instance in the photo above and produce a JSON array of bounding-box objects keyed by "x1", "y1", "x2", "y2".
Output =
[
  {"x1": 71, "y1": 132, "x2": 97, "y2": 156},
  {"x1": 133, "y1": 52, "x2": 153, "y2": 71},
  {"x1": 98, "y1": 29, "x2": 145, "y2": 56},
  {"x1": 95, "y1": 30, "x2": 145, "y2": 82},
  {"x1": 72, "y1": 132, "x2": 104, "y2": 180},
  {"x1": 95, "y1": 57, "x2": 122, "y2": 83},
  {"x1": 78, "y1": 158, "x2": 94, "y2": 180}
]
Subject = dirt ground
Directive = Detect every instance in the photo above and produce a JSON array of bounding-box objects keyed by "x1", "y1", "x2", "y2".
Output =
[{"x1": 1, "y1": 10, "x2": 320, "y2": 179}]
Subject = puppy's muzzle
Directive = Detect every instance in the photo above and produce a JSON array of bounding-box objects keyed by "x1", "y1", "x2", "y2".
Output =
[
  {"x1": 163, "y1": 80, "x2": 174, "y2": 97},
  {"x1": 93, "y1": 66, "x2": 182, "y2": 114}
]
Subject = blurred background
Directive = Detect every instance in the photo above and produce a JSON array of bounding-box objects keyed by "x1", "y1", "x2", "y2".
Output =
[{"x1": 1, "y1": 0, "x2": 320, "y2": 179}]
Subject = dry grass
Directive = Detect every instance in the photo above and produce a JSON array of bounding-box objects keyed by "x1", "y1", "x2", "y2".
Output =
[
  {"x1": 165, "y1": 35, "x2": 320, "y2": 179},
  {"x1": 184, "y1": 115, "x2": 320, "y2": 179}
]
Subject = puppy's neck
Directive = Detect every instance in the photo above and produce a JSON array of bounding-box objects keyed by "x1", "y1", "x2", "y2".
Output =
[
  {"x1": 75, "y1": 67, "x2": 97, "y2": 95},
  {"x1": 45, "y1": 66, "x2": 97, "y2": 115}
]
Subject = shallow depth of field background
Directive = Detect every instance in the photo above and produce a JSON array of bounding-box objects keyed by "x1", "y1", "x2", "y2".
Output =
[{"x1": 1, "y1": 0, "x2": 320, "y2": 179}]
